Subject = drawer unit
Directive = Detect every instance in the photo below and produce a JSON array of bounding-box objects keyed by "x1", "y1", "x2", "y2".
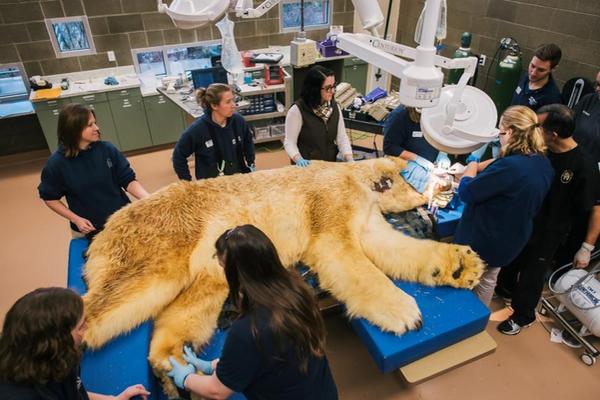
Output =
[
  {"x1": 33, "y1": 98, "x2": 72, "y2": 151},
  {"x1": 70, "y1": 93, "x2": 120, "y2": 148},
  {"x1": 71, "y1": 92, "x2": 109, "y2": 104},
  {"x1": 107, "y1": 88, "x2": 143, "y2": 100},
  {"x1": 143, "y1": 94, "x2": 185, "y2": 145},
  {"x1": 109, "y1": 96, "x2": 152, "y2": 151}
]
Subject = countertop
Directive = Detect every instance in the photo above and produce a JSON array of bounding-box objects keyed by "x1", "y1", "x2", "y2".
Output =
[
  {"x1": 29, "y1": 66, "x2": 147, "y2": 102},
  {"x1": 27, "y1": 45, "x2": 351, "y2": 103}
]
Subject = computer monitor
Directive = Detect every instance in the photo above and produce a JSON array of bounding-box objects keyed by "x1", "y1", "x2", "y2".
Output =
[{"x1": 191, "y1": 66, "x2": 228, "y2": 89}]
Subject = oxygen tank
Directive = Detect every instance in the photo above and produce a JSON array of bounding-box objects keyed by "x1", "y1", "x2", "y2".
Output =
[
  {"x1": 447, "y1": 32, "x2": 473, "y2": 85},
  {"x1": 489, "y1": 38, "x2": 522, "y2": 116}
]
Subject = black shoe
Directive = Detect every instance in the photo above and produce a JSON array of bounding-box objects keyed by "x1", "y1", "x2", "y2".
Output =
[
  {"x1": 561, "y1": 330, "x2": 583, "y2": 349},
  {"x1": 497, "y1": 318, "x2": 533, "y2": 335}
]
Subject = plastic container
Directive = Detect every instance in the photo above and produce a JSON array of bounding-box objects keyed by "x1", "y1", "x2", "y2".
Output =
[
  {"x1": 270, "y1": 124, "x2": 285, "y2": 138},
  {"x1": 318, "y1": 39, "x2": 348, "y2": 58}
]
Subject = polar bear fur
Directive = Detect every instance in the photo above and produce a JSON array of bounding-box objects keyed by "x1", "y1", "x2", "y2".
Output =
[{"x1": 82, "y1": 156, "x2": 484, "y2": 395}]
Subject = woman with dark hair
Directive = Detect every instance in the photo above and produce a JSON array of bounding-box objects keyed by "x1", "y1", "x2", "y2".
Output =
[
  {"x1": 172, "y1": 83, "x2": 256, "y2": 180},
  {"x1": 38, "y1": 103, "x2": 149, "y2": 237},
  {"x1": 284, "y1": 65, "x2": 353, "y2": 166},
  {"x1": 168, "y1": 225, "x2": 338, "y2": 400},
  {"x1": 0, "y1": 287, "x2": 149, "y2": 400}
]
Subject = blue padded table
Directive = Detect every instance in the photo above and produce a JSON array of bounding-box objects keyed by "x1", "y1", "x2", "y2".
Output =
[
  {"x1": 434, "y1": 200, "x2": 464, "y2": 238},
  {"x1": 67, "y1": 238, "x2": 245, "y2": 400},
  {"x1": 351, "y1": 280, "x2": 490, "y2": 374}
]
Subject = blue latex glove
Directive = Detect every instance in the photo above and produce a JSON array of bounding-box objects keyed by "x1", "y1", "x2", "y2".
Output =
[
  {"x1": 168, "y1": 356, "x2": 195, "y2": 390},
  {"x1": 435, "y1": 152, "x2": 451, "y2": 169},
  {"x1": 467, "y1": 143, "x2": 489, "y2": 163},
  {"x1": 248, "y1": 163, "x2": 256, "y2": 172},
  {"x1": 104, "y1": 76, "x2": 119, "y2": 85},
  {"x1": 400, "y1": 160, "x2": 430, "y2": 193},
  {"x1": 465, "y1": 154, "x2": 480, "y2": 164},
  {"x1": 414, "y1": 156, "x2": 434, "y2": 171},
  {"x1": 182, "y1": 345, "x2": 214, "y2": 375},
  {"x1": 295, "y1": 158, "x2": 311, "y2": 168}
]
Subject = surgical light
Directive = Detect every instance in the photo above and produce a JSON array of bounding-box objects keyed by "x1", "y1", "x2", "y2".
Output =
[{"x1": 157, "y1": 0, "x2": 230, "y2": 29}]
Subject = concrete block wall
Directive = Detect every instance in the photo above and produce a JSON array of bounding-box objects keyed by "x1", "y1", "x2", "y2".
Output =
[
  {"x1": 0, "y1": 0, "x2": 355, "y2": 78},
  {"x1": 392, "y1": 0, "x2": 600, "y2": 92}
]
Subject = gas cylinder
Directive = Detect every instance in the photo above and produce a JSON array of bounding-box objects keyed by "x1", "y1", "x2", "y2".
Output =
[
  {"x1": 447, "y1": 32, "x2": 473, "y2": 85},
  {"x1": 490, "y1": 38, "x2": 522, "y2": 116}
]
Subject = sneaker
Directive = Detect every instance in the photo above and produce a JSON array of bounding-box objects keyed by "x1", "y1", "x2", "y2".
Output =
[
  {"x1": 561, "y1": 330, "x2": 583, "y2": 349},
  {"x1": 497, "y1": 318, "x2": 533, "y2": 335}
]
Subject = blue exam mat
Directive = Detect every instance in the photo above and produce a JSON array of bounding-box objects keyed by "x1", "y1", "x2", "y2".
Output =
[
  {"x1": 67, "y1": 239, "x2": 244, "y2": 400},
  {"x1": 435, "y1": 201, "x2": 464, "y2": 238},
  {"x1": 351, "y1": 280, "x2": 489, "y2": 373}
]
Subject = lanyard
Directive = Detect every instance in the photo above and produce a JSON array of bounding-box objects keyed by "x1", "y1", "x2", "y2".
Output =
[{"x1": 217, "y1": 160, "x2": 225, "y2": 176}]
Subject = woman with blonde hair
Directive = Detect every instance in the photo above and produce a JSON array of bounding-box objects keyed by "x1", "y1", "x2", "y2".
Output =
[{"x1": 453, "y1": 105, "x2": 554, "y2": 305}]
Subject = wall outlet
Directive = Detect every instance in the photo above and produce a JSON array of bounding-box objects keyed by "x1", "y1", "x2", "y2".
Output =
[
  {"x1": 107, "y1": 51, "x2": 116, "y2": 62},
  {"x1": 478, "y1": 54, "x2": 486, "y2": 67}
]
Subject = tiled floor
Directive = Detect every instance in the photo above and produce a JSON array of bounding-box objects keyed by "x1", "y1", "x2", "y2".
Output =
[{"x1": 1, "y1": 141, "x2": 598, "y2": 399}]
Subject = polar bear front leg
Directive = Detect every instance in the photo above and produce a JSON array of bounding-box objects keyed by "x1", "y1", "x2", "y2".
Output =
[
  {"x1": 149, "y1": 270, "x2": 229, "y2": 398},
  {"x1": 360, "y1": 208, "x2": 484, "y2": 289},
  {"x1": 306, "y1": 234, "x2": 422, "y2": 335}
]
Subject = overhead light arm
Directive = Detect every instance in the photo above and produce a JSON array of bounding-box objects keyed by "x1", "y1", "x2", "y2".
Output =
[
  {"x1": 235, "y1": 0, "x2": 280, "y2": 18},
  {"x1": 157, "y1": 0, "x2": 498, "y2": 153}
]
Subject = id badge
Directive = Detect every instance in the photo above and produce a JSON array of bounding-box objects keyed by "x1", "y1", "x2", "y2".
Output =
[{"x1": 412, "y1": 131, "x2": 423, "y2": 138}]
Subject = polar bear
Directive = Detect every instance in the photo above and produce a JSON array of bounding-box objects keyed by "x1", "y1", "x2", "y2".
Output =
[{"x1": 82, "y1": 156, "x2": 483, "y2": 395}]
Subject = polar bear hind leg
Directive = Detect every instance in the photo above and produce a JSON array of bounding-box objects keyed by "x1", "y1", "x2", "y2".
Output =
[{"x1": 82, "y1": 255, "x2": 193, "y2": 349}]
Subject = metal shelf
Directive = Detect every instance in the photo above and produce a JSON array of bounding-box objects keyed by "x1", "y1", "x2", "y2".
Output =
[
  {"x1": 244, "y1": 111, "x2": 287, "y2": 121},
  {"x1": 254, "y1": 133, "x2": 284, "y2": 144},
  {"x1": 238, "y1": 83, "x2": 286, "y2": 96}
]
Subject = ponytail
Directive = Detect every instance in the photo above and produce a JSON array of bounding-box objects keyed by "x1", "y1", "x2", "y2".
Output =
[
  {"x1": 195, "y1": 83, "x2": 232, "y2": 111},
  {"x1": 500, "y1": 106, "x2": 547, "y2": 157}
]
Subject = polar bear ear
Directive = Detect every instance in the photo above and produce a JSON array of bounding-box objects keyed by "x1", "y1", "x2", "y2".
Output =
[{"x1": 372, "y1": 176, "x2": 394, "y2": 193}]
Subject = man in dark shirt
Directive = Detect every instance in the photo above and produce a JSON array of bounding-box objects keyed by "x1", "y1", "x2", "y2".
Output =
[
  {"x1": 555, "y1": 70, "x2": 600, "y2": 270},
  {"x1": 496, "y1": 104, "x2": 600, "y2": 335},
  {"x1": 573, "y1": 70, "x2": 600, "y2": 161},
  {"x1": 511, "y1": 43, "x2": 563, "y2": 111}
]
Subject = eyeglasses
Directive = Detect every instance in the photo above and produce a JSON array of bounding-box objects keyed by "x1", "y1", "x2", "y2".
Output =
[
  {"x1": 321, "y1": 83, "x2": 337, "y2": 92},
  {"x1": 498, "y1": 131, "x2": 508, "y2": 136}
]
